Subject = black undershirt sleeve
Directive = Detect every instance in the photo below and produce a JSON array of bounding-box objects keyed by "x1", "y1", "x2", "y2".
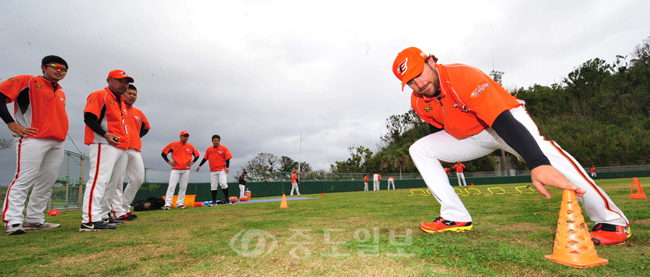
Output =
[
  {"x1": 140, "y1": 123, "x2": 149, "y2": 138},
  {"x1": 161, "y1": 151, "x2": 170, "y2": 162},
  {"x1": 429, "y1": 123, "x2": 443, "y2": 134},
  {"x1": 84, "y1": 112, "x2": 107, "y2": 137},
  {"x1": 225, "y1": 159, "x2": 230, "y2": 168},
  {"x1": 0, "y1": 93, "x2": 16, "y2": 124},
  {"x1": 491, "y1": 110, "x2": 551, "y2": 170},
  {"x1": 199, "y1": 158, "x2": 208, "y2": 167},
  {"x1": 193, "y1": 155, "x2": 200, "y2": 163}
]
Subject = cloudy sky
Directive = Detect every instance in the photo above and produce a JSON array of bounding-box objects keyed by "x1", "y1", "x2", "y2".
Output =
[{"x1": 1, "y1": 0, "x2": 649, "y2": 180}]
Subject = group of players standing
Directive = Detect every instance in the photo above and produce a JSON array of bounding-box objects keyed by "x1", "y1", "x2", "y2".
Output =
[{"x1": 1, "y1": 55, "x2": 240, "y2": 234}]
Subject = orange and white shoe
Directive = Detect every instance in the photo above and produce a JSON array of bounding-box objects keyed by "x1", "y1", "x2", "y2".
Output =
[
  {"x1": 420, "y1": 217, "x2": 473, "y2": 233},
  {"x1": 590, "y1": 223, "x2": 631, "y2": 245}
]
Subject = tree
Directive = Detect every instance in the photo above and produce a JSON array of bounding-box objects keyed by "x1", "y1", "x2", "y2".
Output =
[
  {"x1": 242, "y1": 153, "x2": 279, "y2": 181},
  {"x1": 279, "y1": 155, "x2": 312, "y2": 173},
  {"x1": 330, "y1": 146, "x2": 373, "y2": 173}
]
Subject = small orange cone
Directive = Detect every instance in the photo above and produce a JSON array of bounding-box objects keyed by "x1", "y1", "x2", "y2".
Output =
[
  {"x1": 629, "y1": 177, "x2": 647, "y2": 199},
  {"x1": 545, "y1": 190, "x2": 608, "y2": 268},
  {"x1": 471, "y1": 183, "x2": 474, "y2": 188},
  {"x1": 280, "y1": 194, "x2": 288, "y2": 208}
]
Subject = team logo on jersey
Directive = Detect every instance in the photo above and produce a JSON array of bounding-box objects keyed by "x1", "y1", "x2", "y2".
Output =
[
  {"x1": 186, "y1": 149, "x2": 192, "y2": 153},
  {"x1": 89, "y1": 99, "x2": 95, "y2": 103},
  {"x1": 134, "y1": 116, "x2": 141, "y2": 122},
  {"x1": 396, "y1": 57, "x2": 408, "y2": 76},
  {"x1": 218, "y1": 151, "x2": 224, "y2": 154},
  {"x1": 470, "y1": 82, "x2": 490, "y2": 98},
  {"x1": 9, "y1": 78, "x2": 15, "y2": 81},
  {"x1": 110, "y1": 100, "x2": 115, "y2": 104},
  {"x1": 424, "y1": 104, "x2": 433, "y2": 112},
  {"x1": 36, "y1": 84, "x2": 42, "y2": 88}
]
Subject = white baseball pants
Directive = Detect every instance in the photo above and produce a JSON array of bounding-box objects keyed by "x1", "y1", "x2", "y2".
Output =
[
  {"x1": 409, "y1": 106, "x2": 628, "y2": 226},
  {"x1": 364, "y1": 182, "x2": 368, "y2": 191},
  {"x1": 82, "y1": 144, "x2": 127, "y2": 223},
  {"x1": 2, "y1": 138, "x2": 63, "y2": 227},
  {"x1": 373, "y1": 180, "x2": 379, "y2": 191},
  {"x1": 290, "y1": 182, "x2": 300, "y2": 196},
  {"x1": 165, "y1": 169, "x2": 190, "y2": 207},
  {"x1": 456, "y1": 172, "x2": 467, "y2": 187},
  {"x1": 210, "y1": 170, "x2": 228, "y2": 190},
  {"x1": 239, "y1": 184, "x2": 246, "y2": 198},
  {"x1": 387, "y1": 179, "x2": 395, "y2": 190},
  {"x1": 111, "y1": 149, "x2": 144, "y2": 217}
]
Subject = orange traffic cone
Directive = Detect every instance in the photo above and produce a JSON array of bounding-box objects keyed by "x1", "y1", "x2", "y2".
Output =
[
  {"x1": 545, "y1": 190, "x2": 608, "y2": 268},
  {"x1": 280, "y1": 194, "x2": 288, "y2": 208},
  {"x1": 629, "y1": 177, "x2": 647, "y2": 199},
  {"x1": 471, "y1": 183, "x2": 474, "y2": 188}
]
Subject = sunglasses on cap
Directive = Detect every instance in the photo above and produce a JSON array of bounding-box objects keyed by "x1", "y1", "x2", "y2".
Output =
[{"x1": 45, "y1": 63, "x2": 68, "y2": 72}]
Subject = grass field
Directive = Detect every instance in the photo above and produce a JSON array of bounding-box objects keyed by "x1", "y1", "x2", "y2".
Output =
[{"x1": 1, "y1": 178, "x2": 649, "y2": 276}]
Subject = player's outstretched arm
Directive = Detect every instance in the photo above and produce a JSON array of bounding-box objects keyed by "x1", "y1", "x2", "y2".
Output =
[{"x1": 530, "y1": 165, "x2": 586, "y2": 199}]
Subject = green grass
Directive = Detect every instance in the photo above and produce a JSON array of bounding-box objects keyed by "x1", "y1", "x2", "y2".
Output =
[{"x1": 1, "y1": 178, "x2": 649, "y2": 276}]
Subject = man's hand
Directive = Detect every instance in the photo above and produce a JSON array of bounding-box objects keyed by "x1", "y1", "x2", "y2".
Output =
[
  {"x1": 104, "y1": 133, "x2": 121, "y2": 146},
  {"x1": 225, "y1": 168, "x2": 230, "y2": 173},
  {"x1": 195, "y1": 165, "x2": 201, "y2": 172},
  {"x1": 530, "y1": 165, "x2": 586, "y2": 199},
  {"x1": 8, "y1": 122, "x2": 38, "y2": 138},
  {"x1": 188, "y1": 161, "x2": 195, "y2": 167},
  {"x1": 167, "y1": 161, "x2": 177, "y2": 167}
]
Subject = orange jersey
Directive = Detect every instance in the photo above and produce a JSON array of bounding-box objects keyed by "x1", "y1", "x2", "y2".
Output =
[
  {"x1": 162, "y1": 141, "x2": 199, "y2": 170},
  {"x1": 412, "y1": 64, "x2": 521, "y2": 139},
  {"x1": 0, "y1": 75, "x2": 68, "y2": 141},
  {"x1": 364, "y1": 176, "x2": 368, "y2": 182},
  {"x1": 203, "y1": 144, "x2": 232, "y2": 171},
  {"x1": 591, "y1": 167, "x2": 596, "y2": 174},
  {"x1": 125, "y1": 105, "x2": 150, "y2": 151},
  {"x1": 389, "y1": 177, "x2": 394, "y2": 180},
  {"x1": 84, "y1": 88, "x2": 130, "y2": 150},
  {"x1": 444, "y1": 168, "x2": 450, "y2": 175},
  {"x1": 291, "y1": 173, "x2": 298, "y2": 183},
  {"x1": 453, "y1": 163, "x2": 465, "y2": 173}
]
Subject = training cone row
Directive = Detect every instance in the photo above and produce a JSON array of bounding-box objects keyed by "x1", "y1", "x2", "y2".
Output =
[
  {"x1": 545, "y1": 190, "x2": 608, "y2": 268},
  {"x1": 629, "y1": 177, "x2": 647, "y2": 199},
  {"x1": 280, "y1": 194, "x2": 288, "y2": 208}
]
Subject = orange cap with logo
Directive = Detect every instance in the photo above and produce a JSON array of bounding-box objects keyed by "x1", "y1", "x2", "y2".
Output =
[
  {"x1": 392, "y1": 47, "x2": 428, "y2": 91},
  {"x1": 107, "y1": 70, "x2": 135, "y2": 83},
  {"x1": 180, "y1": 131, "x2": 190, "y2": 136}
]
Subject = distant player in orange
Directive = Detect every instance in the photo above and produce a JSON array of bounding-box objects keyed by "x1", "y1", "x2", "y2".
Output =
[
  {"x1": 591, "y1": 166, "x2": 597, "y2": 178},
  {"x1": 372, "y1": 172, "x2": 379, "y2": 191},
  {"x1": 453, "y1": 162, "x2": 467, "y2": 187},
  {"x1": 162, "y1": 131, "x2": 200, "y2": 209},
  {"x1": 444, "y1": 168, "x2": 450, "y2": 175},
  {"x1": 290, "y1": 170, "x2": 301, "y2": 196},
  {"x1": 196, "y1": 135, "x2": 232, "y2": 206},
  {"x1": 363, "y1": 175, "x2": 369, "y2": 191},
  {"x1": 1, "y1": 55, "x2": 69, "y2": 235},
  {"x1": 387, "y1": 177, "x2": 396, "y2": 190},
  {"x1": 392, "y1": 47, "x2": 628, "y2": 245}
]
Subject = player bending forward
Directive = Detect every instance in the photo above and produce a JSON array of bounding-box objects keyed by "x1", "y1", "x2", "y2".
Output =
[{"x1": 392, "y1": 47, "x2": 630, "y2": 245}]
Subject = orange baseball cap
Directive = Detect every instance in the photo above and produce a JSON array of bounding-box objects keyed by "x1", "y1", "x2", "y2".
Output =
[
  {"x1": 180, "y1": 131, "x2": 190, "y2": 136},
  {"x1": 392, "y1": 47, "x2": 428, "y2": 91},
  {"x1": 293, "y1": 170, "x2": 297, "y2": 173},
  {"x1": 107, "y1": 70, "x2": 134, "y2": 83}
]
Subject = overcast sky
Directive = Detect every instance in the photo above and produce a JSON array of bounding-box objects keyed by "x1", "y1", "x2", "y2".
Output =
[{"x1": 1, "y1": 0, "x2": 649, "y2": 177}]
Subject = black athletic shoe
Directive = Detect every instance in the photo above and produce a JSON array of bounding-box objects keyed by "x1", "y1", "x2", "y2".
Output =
[
  {"x1": 103, "y1": 217, "x2": 124, "y2": 225},
  {"x1": 128, "y1": 212, "x2": 138, "y2": 219},
  {"x1": 80, "y1": 221, "x2": 117, "y2": 232},
  {"x1": 117, "y1": 214, "x2": 133, "y2": 221}
]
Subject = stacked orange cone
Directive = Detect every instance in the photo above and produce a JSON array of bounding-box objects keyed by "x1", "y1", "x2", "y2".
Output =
[
  {"x1": 545, "y1": 190, "x2": 608, "y2": 268},
  {"x1": 280, "y1": 194, "x2": 288, "y2": 208},
  {"x1": 629, "y1": 177, "x2": 647, "y2": 199}
]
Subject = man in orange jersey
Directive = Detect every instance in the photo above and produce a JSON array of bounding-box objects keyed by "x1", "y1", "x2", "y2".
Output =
[
  {"x1": 364, "y1": 175, "x2": 369, "y2": 191},
  {"x1": 452, "y1": 162, "x2": 467, "y2": 187},
  {"x1": 162, "y1": 131, "x2": 200, "y2": 209},
  {"x1": 80, "y1": 70, "x2": 134, "y2": 232},
  {"x1": 590, "y1": 166, "x2": 597, "y2": 178},
  {"x1": 111, "y1": 84, "x2": 150, "y2": 221},
  {"x1": 290, "y1": 170, "x2": 301, "y2": 196},
  {"x1": 196, "y1": 135, "x2": 233, "y2": 206},
  {"x1": 387, "y1": 177, "x2": 396, "y2": 190},
  {"x1": 1, "y1": 56, "x2": 69, "y2": 235},
  {"x1": 393, "y1": 47, "x2": 629, "y2": 245}
]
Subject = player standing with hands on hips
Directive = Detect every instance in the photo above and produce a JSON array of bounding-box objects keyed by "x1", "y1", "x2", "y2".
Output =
[
  {"x1": 162, "y1": 131, "x2": 200, "y2": 209},
  {"x1": 453, "y1": 162, "x2": 467, "y2": 187},
  {"x1": 196, "y1": 135, "x2": 233, "y2": 206},
  {"x1": 1, "y1": 56, "x2": 69, "y2": 235},
  {"x1": 392, "y1": 47, "x2": 629, "y2": 245},
  {"x1": 80, "y1": 70, "x2": 134, "y2": 231}
]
